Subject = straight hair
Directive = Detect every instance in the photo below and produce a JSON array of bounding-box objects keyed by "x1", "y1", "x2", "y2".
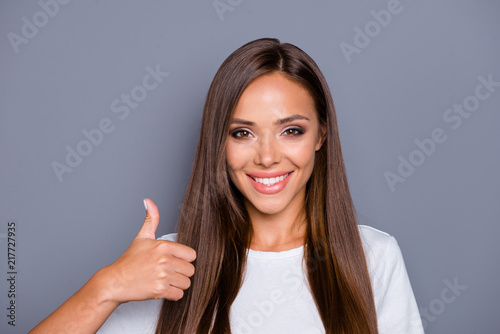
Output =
[{"x1": 155, "y1": 38, "x2": 378, "y2": 333}]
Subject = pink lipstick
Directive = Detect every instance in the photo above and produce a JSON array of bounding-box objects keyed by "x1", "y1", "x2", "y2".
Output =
[{"x1": 247, "y1": 171, "x2": 292, "y2": 195}]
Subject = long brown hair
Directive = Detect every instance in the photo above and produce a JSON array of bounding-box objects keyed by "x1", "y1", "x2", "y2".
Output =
[{"x1": 155, "y1": 38, "x2": 378, "y2": 333}]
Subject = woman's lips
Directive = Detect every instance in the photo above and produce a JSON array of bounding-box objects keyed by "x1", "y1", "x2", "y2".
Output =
[{"x1": 247, "y1": 172, "x2": 292, "y2": 195}]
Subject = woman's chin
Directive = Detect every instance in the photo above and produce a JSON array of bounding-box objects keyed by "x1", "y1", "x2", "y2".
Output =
[{"x1": 247, "y1": 201, "x2": 287, "y2": 216}]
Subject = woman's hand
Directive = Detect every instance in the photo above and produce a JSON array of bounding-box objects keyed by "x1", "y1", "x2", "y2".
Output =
[
  {"x1": 30, "y1": 198, "x2": 196, "y2": 333},
  {"x1": 98, "y1": 198, "x2": 197, "y2": 305}
]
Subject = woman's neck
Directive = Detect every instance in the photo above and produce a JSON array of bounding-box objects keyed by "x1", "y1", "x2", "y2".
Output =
[{"x1": 246, "y1": 201, "x2": 307, "y2": 252}]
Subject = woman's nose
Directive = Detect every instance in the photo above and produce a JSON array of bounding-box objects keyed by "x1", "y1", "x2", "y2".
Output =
[{"x1": 254, "y1": 135, "x2": 281, "y2": 167}]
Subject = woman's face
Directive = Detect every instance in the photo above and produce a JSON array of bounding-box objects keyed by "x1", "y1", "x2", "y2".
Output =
[{"x1": 226, "y1": 72, "x2": 325, "y2": 217}]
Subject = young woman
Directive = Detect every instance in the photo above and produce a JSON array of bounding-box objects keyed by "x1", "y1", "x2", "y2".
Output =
[{"x1": 31, "y1": 38, "x2": 424, "y2": 334}]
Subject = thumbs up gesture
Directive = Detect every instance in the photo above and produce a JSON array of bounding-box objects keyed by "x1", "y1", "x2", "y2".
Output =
[{"x1": 99, "y1": 198, "x2": 196, "y2": 304}]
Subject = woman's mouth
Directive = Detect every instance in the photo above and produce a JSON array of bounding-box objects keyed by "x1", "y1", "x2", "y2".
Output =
[
  {"x1": 250, "y1": 173, "x2": 290, "y2": 186},
  {"x1": 247, "y1": 172, "x2": 292, "y2": 194}
]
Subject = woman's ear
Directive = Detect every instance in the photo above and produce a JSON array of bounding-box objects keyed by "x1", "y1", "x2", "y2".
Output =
[{"x1": 315, "y1": 124, "x2": 327, "y2": 151}]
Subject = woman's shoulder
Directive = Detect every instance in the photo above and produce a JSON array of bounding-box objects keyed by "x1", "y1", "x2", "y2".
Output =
[
  {"x1": 357, "y1": 224, "x2": 404, "y2": 282},
  {"x1": 357, "y1": 224, "x2": 396, "y2": 254},
  {"x1": 357, "y1": 225, "x2": 424, "y2": 333}
]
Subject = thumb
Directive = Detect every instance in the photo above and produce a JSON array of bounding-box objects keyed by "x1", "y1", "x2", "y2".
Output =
[{"x1": 136, "y1": 198, "x2": 160, "y2": 239}]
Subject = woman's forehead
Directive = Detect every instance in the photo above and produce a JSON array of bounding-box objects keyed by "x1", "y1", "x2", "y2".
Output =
[{"x1": 231, "y1": 73, "x2": 317, "y2": 123}]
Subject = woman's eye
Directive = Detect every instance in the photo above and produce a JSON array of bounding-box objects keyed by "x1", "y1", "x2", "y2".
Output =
[
  {"x1": 283, "y1": 128, "x2": 304, "y2": 136},
  {"x1": 232, "y1": 130, "x2": 252, "y2": 138}
]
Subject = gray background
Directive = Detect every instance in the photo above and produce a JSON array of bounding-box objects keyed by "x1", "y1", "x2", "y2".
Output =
[{"x1": 1, "y1": 0, "x2": 499, "y2": 333}]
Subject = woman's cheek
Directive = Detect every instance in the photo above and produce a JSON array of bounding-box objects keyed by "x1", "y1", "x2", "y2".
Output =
[
  {"x1": 226, "y1": 143, "x2": 249, "y2": 181},
  {"x1": 285, "y1": 140, "x2": 316, "y2": 165}
]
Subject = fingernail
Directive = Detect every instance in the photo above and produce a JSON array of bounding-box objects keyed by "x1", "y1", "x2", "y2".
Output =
[{"x1": 143, "y1": 199, "x2": 148, "y2": 211}]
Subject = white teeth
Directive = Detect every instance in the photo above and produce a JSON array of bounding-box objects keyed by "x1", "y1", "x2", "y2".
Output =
[{"x1": 253, "y1": 173, "x2": 289, "y2": 186}]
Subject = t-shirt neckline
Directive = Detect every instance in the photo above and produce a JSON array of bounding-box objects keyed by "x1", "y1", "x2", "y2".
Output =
[{"x1": 246, "y1": 245, "x2": 304, "y2": 259}]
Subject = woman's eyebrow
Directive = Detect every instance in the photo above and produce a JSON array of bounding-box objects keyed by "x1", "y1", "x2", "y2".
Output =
[
  {"x1": 274, "y1": 115, "x2": 310, "y2": 125},
  {"x1": 231, "y1": 118, "x2": 255, "y2": 126},
  {"x1": 230, "y1": 115, "x2": 310, "y2": 126}
]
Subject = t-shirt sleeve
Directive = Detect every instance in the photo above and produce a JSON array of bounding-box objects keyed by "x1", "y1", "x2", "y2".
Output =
[
  {"x1": 97, "y1": 299, "x2": 162, "y2": 334},
  {"x1": 369, "y1": 234, "x2": 424, "y2": 334}
]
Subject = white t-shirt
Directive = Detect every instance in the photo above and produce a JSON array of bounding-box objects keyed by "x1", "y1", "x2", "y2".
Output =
[{"x1": 98, "y1": 225, "x2": 424, "y2": 334}]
